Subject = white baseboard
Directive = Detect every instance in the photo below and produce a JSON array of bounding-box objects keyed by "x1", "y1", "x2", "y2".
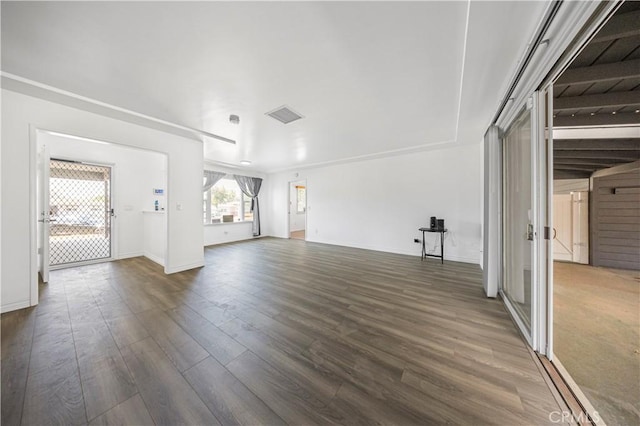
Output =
[
  {"x1": 1, "y1": 299, "x2": 32, "y2": 314},
  {"x1": 117, "y1": 251, "x2": 144, "y2": 260},
  {"x1": 144, "y1": 252, "x2": 165, "y2": 267},
  {"x1": 304, "y1": 237, "x2": 481, "y2": 266},
  {"x1": 165, "y1": 260, "x2": 204, "y2": 274}
]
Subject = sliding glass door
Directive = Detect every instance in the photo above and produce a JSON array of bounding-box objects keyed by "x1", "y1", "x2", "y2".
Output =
[{"x1": 503, "y1": 107, "x2": 535, "y2": 337}]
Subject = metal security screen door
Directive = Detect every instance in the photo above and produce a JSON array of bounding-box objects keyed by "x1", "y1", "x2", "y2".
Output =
[{"x1": 49, "y1": 160, "x2": 112, "y2": 266}]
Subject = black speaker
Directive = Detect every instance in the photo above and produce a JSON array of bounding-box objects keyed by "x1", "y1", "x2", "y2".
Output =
[
  {"x1": 437, "y1": 219, "x2": 445, "y2": 230},
  {"x1": 430, "y1": 216, "x2": 437, "y2": 230}
]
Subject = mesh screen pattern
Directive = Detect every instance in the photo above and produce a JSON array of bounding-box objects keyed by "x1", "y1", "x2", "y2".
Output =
[{"x1": 49, "y1": 160, "x2": 111, "y2": 266}]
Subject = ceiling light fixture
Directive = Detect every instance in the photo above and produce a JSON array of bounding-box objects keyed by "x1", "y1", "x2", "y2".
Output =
[
  {"x1": 612, "y1": 111, "x2": 617, "y2": 115},
  {"x1": 590, "y1": 112, "x2": 595, "y2": 116},
  {"x1": 240, "y1": 160, "x2": 251, "y2": 166},
  {"x1": 635, "y1": 110, "x2": 639, "y2": 113}
]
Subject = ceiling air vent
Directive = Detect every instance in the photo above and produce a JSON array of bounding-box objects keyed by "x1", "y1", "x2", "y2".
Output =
[{"x1": 265, "y1": 105, "x2": 304, "y2": 124}]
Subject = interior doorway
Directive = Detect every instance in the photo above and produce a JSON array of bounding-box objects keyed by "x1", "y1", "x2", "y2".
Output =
[{"x1": 288, "y1": 180, "x2": 306, "y2": 240}]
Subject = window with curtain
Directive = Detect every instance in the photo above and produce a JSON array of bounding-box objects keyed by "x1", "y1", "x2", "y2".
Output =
[{"x1": 203, "y1": 178, "x2": 253, "y2": 224}]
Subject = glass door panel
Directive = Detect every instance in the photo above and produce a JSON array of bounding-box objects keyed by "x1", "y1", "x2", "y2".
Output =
[{"x1": 503, "y1": 107, "x2": 534, "y2": 334}]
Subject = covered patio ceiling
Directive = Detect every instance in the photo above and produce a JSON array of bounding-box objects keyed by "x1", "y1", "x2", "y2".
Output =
[{"x1": 553, "y1": 1, "x2": 640, "y2": 179}]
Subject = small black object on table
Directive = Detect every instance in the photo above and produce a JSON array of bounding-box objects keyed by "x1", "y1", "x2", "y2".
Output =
[{"x1": 419, "y1": 227, "x2": 447, "y2": 264}]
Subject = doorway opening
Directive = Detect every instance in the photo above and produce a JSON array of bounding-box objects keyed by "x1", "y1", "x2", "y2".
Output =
[
  {"x1": 289, "y1": 180, "x2": 306, "y2": 240},
  {"x1": 550, "y1": 2, "x2": 640, "y2": 424},
  {"x1": 48, "y1": 159, "x2": 113, "y2": 267}
]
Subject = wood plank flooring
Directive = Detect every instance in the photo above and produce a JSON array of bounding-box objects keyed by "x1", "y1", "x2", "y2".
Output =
[{"x1": 1, "y1": 237, "x2": 560, "y2": 425}]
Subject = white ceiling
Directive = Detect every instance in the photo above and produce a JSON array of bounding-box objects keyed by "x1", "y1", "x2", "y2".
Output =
[{"x1": 1, "y1": 1, "x2": 548, "y2": 172}]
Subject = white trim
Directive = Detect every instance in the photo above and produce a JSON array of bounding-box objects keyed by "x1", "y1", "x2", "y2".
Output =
[
  {"x1": 50, "y1": 257, "x2": 115, "y2": 271},
  {"x1": 46, "y1": 157, "x2": 116, "y2": 269},
  {"x1": 29, "y1": 124, "x2": 39, "y2": 306},
  {"x1": 267, "y1": 139, "x2": 457, "y2": 174},
  {"x1": 1, "y1": 72, "x2": 234, "y2": 144},
  {"x1": 546, "y1": 85, "x2": 555, "y2": 360},
  {"x1": 144, "y1": 253, "x2": 165, "y2": 267},
  {"x1": 117, "y1": 251, "x2": 144, "y2": 259},
  {"x1": 1, "y1": 300, "x2": 31, "y2": 314},
  {"x1": 531, "y1": 90, "x2": 552, "y2": 353},
  {"x1": 204, "y1": 234, "x2": 266, "y2": 248},
  {"x1": 501, "y1": 290, "x2": 533, "y2": 348},
  {"x1": 205, "y1": 220, "x2": 253, "y2": 227},
  {"x1": 453, "y1": 0, "x2": 471, "y2": 142},
  {"x1": 165, "y1": 260, "x2": 204, "y2": 274},
  {"x1": 496, "y1": 1, "x2": 604, "y2": 130},
  {"x1": 483, "y1": 125, "x2": 501, "y2": 298},
  {"x1": 531, "y1": 93, "x2": 541, "y2": 352},
  {"x1": 305, "y1": 237, "x2": 480, "y2": 266}
]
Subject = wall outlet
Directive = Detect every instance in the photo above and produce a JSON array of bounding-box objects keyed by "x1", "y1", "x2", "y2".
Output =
[{"x1": 414, "y1": 238, "x2": 421, "y2": 243}]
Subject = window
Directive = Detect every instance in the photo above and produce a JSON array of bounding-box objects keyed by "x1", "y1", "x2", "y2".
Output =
[
  {"x1": 203, "y1": 178, "x2": 253, "y2": 224},
  {"x1": 296, "y1": 185, "x2": 306, "y2": 213}
]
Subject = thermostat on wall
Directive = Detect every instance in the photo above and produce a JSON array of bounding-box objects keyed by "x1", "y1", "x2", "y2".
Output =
[{"x1": 153, "y1": 188, "x2": 164, "y2": 195}]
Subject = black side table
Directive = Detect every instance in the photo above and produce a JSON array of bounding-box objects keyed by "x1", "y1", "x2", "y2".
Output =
[{"x1": 419, "y1": 228, "x2": 447, "y2": 264}]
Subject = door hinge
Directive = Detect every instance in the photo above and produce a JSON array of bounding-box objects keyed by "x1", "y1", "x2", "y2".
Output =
[{"x1": 543, "y1": 226, "x2": 551, "y2": 240}]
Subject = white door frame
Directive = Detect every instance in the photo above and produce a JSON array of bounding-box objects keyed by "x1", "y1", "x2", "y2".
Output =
[
  {"x1": 29, "y1": 125, "x2": 39, "y2": 306},
  {"x1": 37, "y1": 143, "x2": 51, "y2": 284},
  {"x1": 47, "y1": 157, "x2": 116, "y2": 270},
  {"x1": 499, "y1": 90, "x2": 549, "y2": 353}
]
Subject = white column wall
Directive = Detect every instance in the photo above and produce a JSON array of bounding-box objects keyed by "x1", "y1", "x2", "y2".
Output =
[{"x1": 1, "y1": 89, "x2": 204, "y2": 313}]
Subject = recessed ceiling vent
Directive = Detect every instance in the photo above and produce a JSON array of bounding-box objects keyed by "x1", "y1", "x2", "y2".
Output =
[{"x1": 265, "y1": 105, "x2": 304, "y2": 124}]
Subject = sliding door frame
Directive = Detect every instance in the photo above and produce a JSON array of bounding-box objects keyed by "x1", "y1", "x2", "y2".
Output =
[{"x1": 499, "y1": 91, "x2": 549, "y2": 352}]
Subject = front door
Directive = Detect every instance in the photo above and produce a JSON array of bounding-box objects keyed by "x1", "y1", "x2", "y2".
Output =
[{"x1": 48, "y1": 159, "x2": 113, "y2": 267}]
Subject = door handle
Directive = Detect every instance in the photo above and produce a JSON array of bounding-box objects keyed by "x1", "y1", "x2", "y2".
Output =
[{"x1": 526, "y1": 223, "x2": 534, "y2": 241}]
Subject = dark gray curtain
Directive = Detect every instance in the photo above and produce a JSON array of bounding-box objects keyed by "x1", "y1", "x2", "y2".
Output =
[
  {"x1": 203, "y1": 170, "x2": 226, "y2": 192},
  {"x1": 234, "y1": 175, "x2": 263, "y2": 236}
]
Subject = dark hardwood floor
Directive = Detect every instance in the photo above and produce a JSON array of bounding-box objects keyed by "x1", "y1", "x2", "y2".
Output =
[{"x1": 2, "y1": 238, "x2": 560, "y2": 425}]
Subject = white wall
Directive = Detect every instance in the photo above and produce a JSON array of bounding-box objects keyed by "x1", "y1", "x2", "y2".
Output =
[
  {"x1": 289, "y1": 180, "x2": 306, "y2": 233},
  {"x1": 143, "y1": 212, "x2": 166, "y2": 265},
  {"x1": 204, "y1": 222, "x2": 256, "y2": 246},
  {"x1": 1, "y1": 89, "x2": 204, "y2": 313},
  {"x1": 264, "y1": 143, "x2": 483, "y2": 264},
  {"x1": 41, "y1": 132, "x2": 166, "y2": 259}
]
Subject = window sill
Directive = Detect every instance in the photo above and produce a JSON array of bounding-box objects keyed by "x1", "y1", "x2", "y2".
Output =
[{"x1": 204, "y1": 221, "x2": 253, "y2": 227}]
